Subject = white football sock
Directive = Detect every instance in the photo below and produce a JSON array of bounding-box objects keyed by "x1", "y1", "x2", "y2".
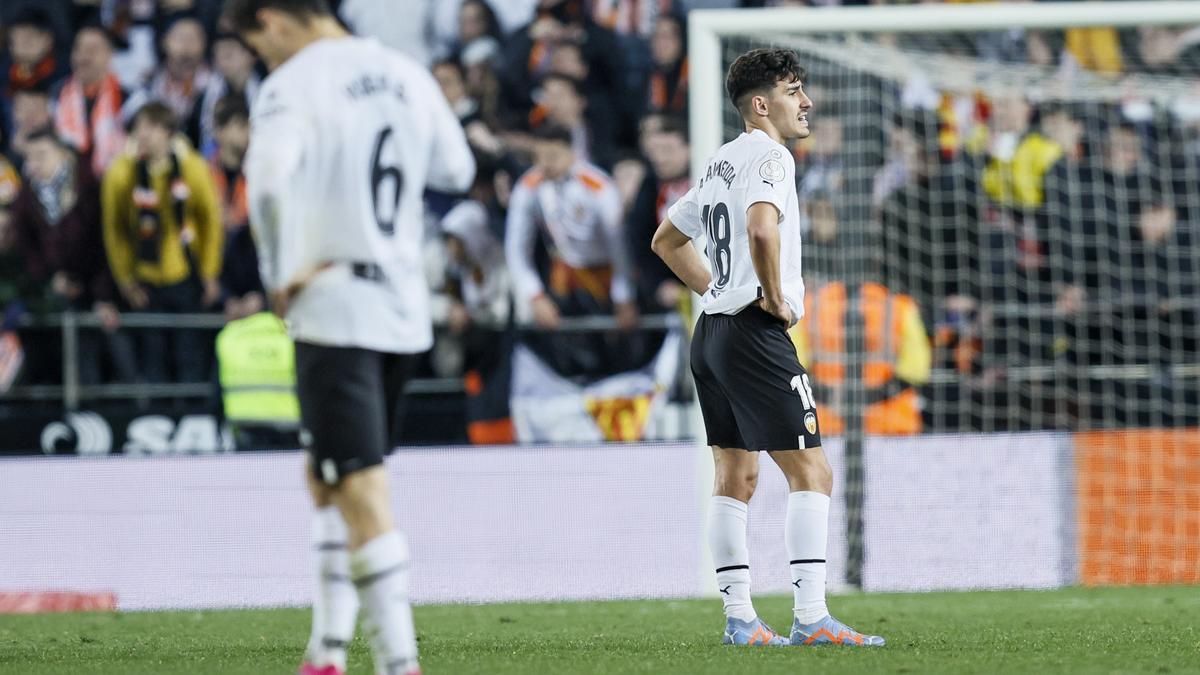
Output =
[
  {"x1": 708, "y1": 496, "x2": 757, "y2": 622},
  {"x1": 786, "y1": 491, "x2": 830, "y2": 625},
  {"x1": 308, "y1": 506, "x2": 359, "y2": 670},
  {"x1": 351, "y1": 530, "x2": 419, "y2": 675}
]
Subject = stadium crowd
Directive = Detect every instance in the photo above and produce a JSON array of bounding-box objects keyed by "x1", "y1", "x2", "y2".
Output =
[{"x1": 0, "y1": 0, "x2": 1198, "y2": 434}]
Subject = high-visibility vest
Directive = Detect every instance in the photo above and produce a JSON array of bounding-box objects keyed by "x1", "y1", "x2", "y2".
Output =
[
  {"x1": 216, "y1": 312, "x2": 300, "y2": 424},
  {"x1": 790, "y1": 282, "x2": 931, "y2": 436}
]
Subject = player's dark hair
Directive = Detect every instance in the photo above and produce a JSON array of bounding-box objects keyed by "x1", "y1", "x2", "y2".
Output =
[
  {"x1": 132, "y1": 101, "x2": 179, "y2": 133},
  {"x1": 221, "y1": 0, "x2": 332, "y2": 33},
  {"x1": 725, "y1": 48, "x2": 806, "y2": 115},
  {"x1": 534, "y1": 123, "x2": 573, "y2": 146},
  {"x1": 214, "y1": 95, "x2": 250, "y2": 128}
]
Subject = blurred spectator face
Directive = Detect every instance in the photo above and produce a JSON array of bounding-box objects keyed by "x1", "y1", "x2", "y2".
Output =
[
  {"x1": 213, "y1": 37, "x2": 256, "y2": 85},
  {"x1": 459, "y1": 1, "x2": 492, "y2": 44},
  {"x1": 1105, "y1": 126, "x2": 1143, "y2": 175},
  {"x1": 12, "y1": 91, "x2": 51, "y2": 134},
  {"x1": 163, "y1": 18, "x2": 207, "y2": 74},
  {"x1": 433, "y1": 61, "x2": 467, "y2": 106},
  {"x1": 71, "y1": 28, "x2": 114, "y2": 85},
  {"x1": 542, "y1": 78, "x2": 585, "y2": 125},
  {"x1": 994, "y1": 96, "x2": 1032, "y2": 134},
  {"x1": 215, "y1": 116, "x2": 250, "y2": 161},
  {"x1": 639, "y1": 114, "x2": 666, "y2": 156},
  {"x1": 132, "y1": 118, "x2": 173, "y2": 160},
  {"x1": 650, "y1": 17, "x2": 683, "y2": 68},
  {"x1": 808, "y1": 117, "x2": 843, "y2": 158},
  {"x1": 534, "y1": 138, "x2": 575, "y2": 180},
  {"x1": 645, "y1": 131, "x2": 689, "y2": 180},
  {"x1": 9, "y1": 24, "x2": 53, "y2": 67},
  {"x1": 23, "y1": 136, "x2": 68, "y2": 184},
  {"x1": 550, "y1": 42, "x2": 588, "y2": 80},
  {"x1": 1042, "y1": 110, "x2": 1083, "y2": 153}
]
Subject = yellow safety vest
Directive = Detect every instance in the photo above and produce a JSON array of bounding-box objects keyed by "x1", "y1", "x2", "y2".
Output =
[{"x1": 216, "y1": 312, "x2": 300, "y2": 424}]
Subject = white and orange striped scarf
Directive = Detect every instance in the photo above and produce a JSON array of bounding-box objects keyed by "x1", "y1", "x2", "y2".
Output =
[{"x1": 55, "y1": 73, "x2": 126, "y2": 176}]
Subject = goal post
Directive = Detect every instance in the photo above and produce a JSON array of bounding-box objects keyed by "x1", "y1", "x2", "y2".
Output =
[{"x1": 687, "y1": 1, "x2": 1200, "y2": 592}]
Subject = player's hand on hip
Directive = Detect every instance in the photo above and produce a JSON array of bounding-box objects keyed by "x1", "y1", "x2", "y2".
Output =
[
  {"x1": 759, "y1": 297, "x2": 795, "y2": 328},
  {"x1": 531, "y1": 294, "x2": 561, "y2": 330},
  {"x1": 615, "y1": 301, "x2": 640, "y2": 332}
]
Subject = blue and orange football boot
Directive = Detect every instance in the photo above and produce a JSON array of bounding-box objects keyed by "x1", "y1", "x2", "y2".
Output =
[
  {"x1": 789, "y1": 614, "x2": 885, "y2": 646},
  {"x1": 722, "y1": 617, "x2": 789, "y2": 646}
]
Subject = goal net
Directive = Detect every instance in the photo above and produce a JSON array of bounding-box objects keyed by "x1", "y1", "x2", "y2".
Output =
[{"x1": 691, "y1": 2, "x2": 1200, "y2": 590}]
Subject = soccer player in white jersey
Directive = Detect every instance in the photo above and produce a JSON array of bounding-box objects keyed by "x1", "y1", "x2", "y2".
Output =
[
  {"x1": 222, "y1": 2, "x2": 475, "y2": 674},
  {"x1": 651, "y1": 48, "x2": 885, "y2": 647}
]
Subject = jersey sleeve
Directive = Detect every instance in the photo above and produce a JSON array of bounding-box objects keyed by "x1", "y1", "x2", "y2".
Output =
[
  {"x1": 743, "y1": 146, "x2": 796, "y2": 220},
  {"x1": 503, "y1": 179, "x2": 545, "y2": 303},
  {"x1": 416, "y1": 65, "x2": 476, "y2": 193},
  {"x1": 665, "y1": 184, "x2": 703, "y2": 238},
  {"x1": 245, "y1": 79, "x2": 308, "y2": 292},
  {"x1": 599, "y1": 182, "x2": 634, "y2": 305}
]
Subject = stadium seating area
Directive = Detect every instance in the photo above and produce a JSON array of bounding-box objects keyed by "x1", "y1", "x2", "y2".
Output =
[{"x1": 1, "y1": 0, "x2": 1198, "y2": 438}]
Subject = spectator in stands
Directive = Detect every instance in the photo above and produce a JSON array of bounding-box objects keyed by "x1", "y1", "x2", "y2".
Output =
[
  {"x1": 7, "y1": 85, "x2": 54, "y2": 167},
  {"x1": 531, "y1": 73, "x2": 616, "y2": 169},
  {"x1": 627, "y1": 115, "x2": 689, "y2": 312},
  {"x1": 790, "y1": 277, "x2": 932, "y2": 436},
  {"x1": 503, "y1": 0, "x2": 632, "y2": 149},
  {"x1": 644, "y1": 14, "x2": 687, "y2": 116},
  {"x1": 124, "y1": 15, "x2": 212, "y2": 122},
  {"x1": 209, "y1": 96, "x2": 263, "y2": 323},
  {"x1": 54, "y1": 25, "x2": 127, "y2": 178},
  {"x1": 12, "y1": 129, "x2": 135, "y2": 384},
  {"x1": 505, "y1": 124, "x2": 638, "y2": 374},
  {"x1": 592, "y1": 0, "x2": 675, "y2": 40},
  {"x1": 441, "y1": 195, "x2": 515, "y2": 444},
  {"x1": 101, "y1": 102, "x2": 222, "y2": 383},
  {"x1": 798, "y1": 116, "x2": 848, "y2": 282},
  {"x1": 3, "y1": 8, "x2": 69, "y2": 98},
  {"x1": 448, "y1": 0, "x2": 506, "y2": 58},
  {"x1": 433, "y1": 58, "x2": 482, "y2": 127},
  {"x1": 190, "y1": 33, "x2": 260, "y2": 158},
  {"x1": 977, "y1": 95, "x2": 1063, "y2": 210}
]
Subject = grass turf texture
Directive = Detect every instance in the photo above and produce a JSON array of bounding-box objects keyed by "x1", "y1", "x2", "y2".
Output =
[{"x1": 0, "y1": 586, "x2": 1197, "y2": 675}]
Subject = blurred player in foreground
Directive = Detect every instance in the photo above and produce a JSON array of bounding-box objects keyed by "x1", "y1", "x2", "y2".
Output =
[
  {"x1": 223, "y1": 1, "x2": 475, "y2": 673},
  {"x1": 651, "y1": 48, "x2": 885, "y2": 647}
]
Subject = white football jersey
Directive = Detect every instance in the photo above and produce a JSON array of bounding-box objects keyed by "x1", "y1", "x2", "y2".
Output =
[
  {"x1": 667, "y1": 128, "x2": 804, "y2": 318},
  {"x1": 246, "y1": 37, "x2": 474, "y2": 353}
]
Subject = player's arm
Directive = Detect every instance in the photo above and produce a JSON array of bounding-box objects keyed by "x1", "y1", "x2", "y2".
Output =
[
  {"x1": 747, "y1": 201, "x2": 793, "y2": 326},
  {"x1": 245, "y1": 85, "x2": 307, "y2": 314},
  {"x1": 504, "y1": 181, "x2": 558, "y2": 328},
  {"x1": 421, "y1": 67, "x2": 476, "y2": 193},
  {"x1": 651, "y1": 217, "x2": 711, "y2": 296},
  {"x1": 653, "y1": 184, "x2": 711, "y2": 295}
]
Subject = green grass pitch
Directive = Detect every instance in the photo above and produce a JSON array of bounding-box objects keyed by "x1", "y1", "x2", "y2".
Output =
[{"x1": 1, "y1": 586, "x2": 1197, "y2": 674}]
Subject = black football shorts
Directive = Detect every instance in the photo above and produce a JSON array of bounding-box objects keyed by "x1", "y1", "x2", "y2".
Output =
[
  {"x1": 690, "y1": 305, "x2": 822, "y2": 451},
  {"x1": 294, "y1": 341, "x2": 418, "y2": 485}
]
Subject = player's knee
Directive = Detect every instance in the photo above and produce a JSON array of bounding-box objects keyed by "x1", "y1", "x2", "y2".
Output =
[
  {"x1": 329, "y1": 467, "x2": 394, "y2": 547},
  {"x1": 715, "y1": 466, "x2": 758, "y2": 501}
]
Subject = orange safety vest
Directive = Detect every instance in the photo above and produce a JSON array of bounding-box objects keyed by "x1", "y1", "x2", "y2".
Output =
[{"x1": 794, "y1": 282, "x2": 923, "y2": 435}]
